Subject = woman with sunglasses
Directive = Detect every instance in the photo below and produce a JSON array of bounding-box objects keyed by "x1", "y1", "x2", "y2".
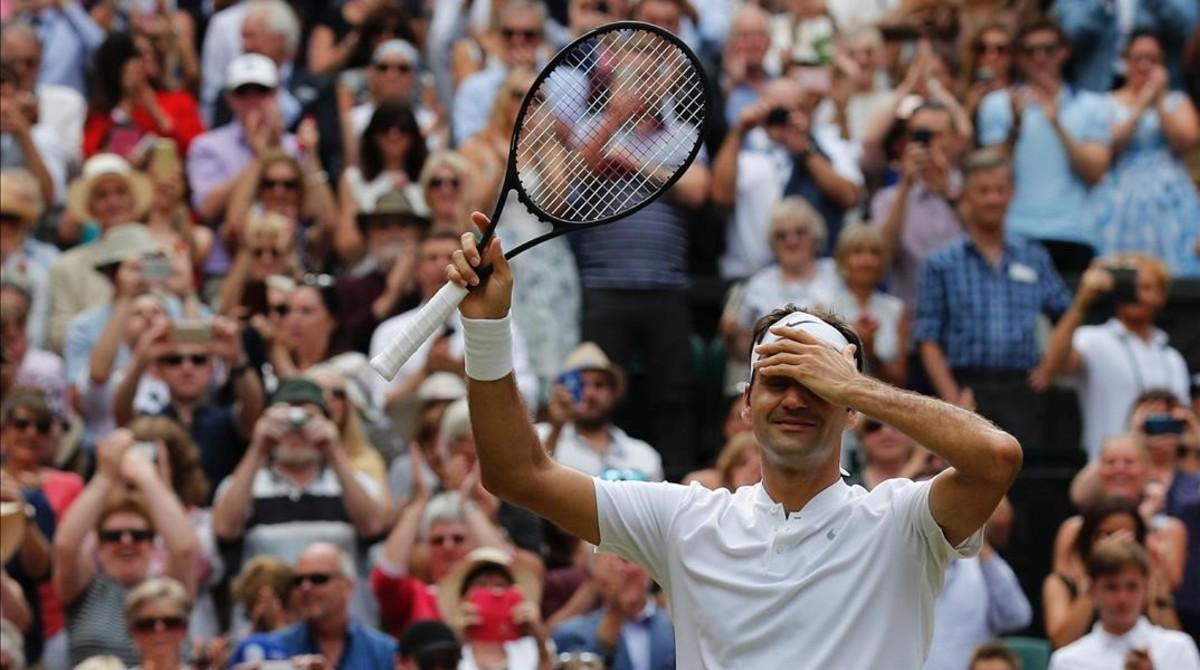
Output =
[
  {"x1": 418, "y1": 151, "x2": 476, "y2": 234},
  {"x1": 960, "y1": 22, "x2": 1014, "y2": 125},
  {"x1": 124, "y1": 577, "x2": 194, "y2": 670},
  {"x1": 0, "y1": 388, "x2": 80, "y2": 520},
  {"x1": 224, "y1": 141, "x2": 339, "y2": 272},
  {"x1": 270, "y1": 277, "x2": 351, "y2": 379},
  {"x1": 217, "y1": 211, "x2": 299, "y2": 319},
  {"x1": 83, "y1": 32, "x2": 205, "y2": 160},
  {"x1": 337, "y1": 99, "x2": 429, "y2": 266},
  {"x1": 54, "y1": 429, "x2": 198, "y2": 667},
  {"x1": 346, "y1": 40, "x2": 446, "y2": 163}
]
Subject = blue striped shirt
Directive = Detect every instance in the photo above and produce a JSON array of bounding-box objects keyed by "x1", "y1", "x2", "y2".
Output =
[
  {"x1": 571, "y1": 198, "x2": 692, "y2": 290},
  {"x1": 914, "y1": 236, "x2": 1071, "y2": 371}
]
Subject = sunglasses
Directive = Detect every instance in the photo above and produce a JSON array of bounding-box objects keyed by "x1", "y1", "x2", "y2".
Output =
[
  {"x1": 261, "y1": 178, "x2": 300, "y2": 191},
  {"x1": 7, "y1": 416, "x2": 53, "y2": 434},
  {"x1": 232, "y1": 83, "x2": 274, "y2": 97},
  {"x1": 976, "y1": 43, "x2": 1010, "y2": 56},
  {"x1": 501, "y1": 27, "x2": 541, "y2": 41},
  {"x1": 270, "y1": 303, "x2": 290, "y2": 317},
  {"x1": 290, "y1": 572, "x2": 335, "y2": 588},
  {"x1": 429, "y1": 176, "x2": 460, "y2": 190},
  {"x1": 373, "y1": 62, "x2": 413, "y2": 74},
  {"x1": 251, "y1": 246, "x2": 285, "y2": 259},
  {"x1": 861, "y1": 419, "x2": 883, "y2": 435},
  {"x1": 303, "y1": 273, "x2": 336, "y2": 288},
  {"x1": 98, "y1": 528, "x2": 155, "y2": 544},
  {"x1": 429, "y1": 533, "x2": 468, "y2": 547},
  {"x1": 1020, "y1": 43, "x2": 1058, "y2": 57},
  {"x1": 157, "y1": 353, "x2": 211, "y2": 367},
  {"x1": 0, "y1": 212, "x2": 23, "y2": 226},
  {"x1": 131, "y1": 616, "x2": 187, "y2": 633}
]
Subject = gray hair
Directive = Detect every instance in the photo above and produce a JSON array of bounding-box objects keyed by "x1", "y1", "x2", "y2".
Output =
[
  {"x1": 124, "y1": 577, "x2": 192, "y2": 621},
  {"x1": 497, "y1": 0, "x2": 547, "y2": 28},
  {"x1": 0, "y1": 168, "x2": 45, "y2": 220},
  {"x1": 769, "y1": 196, "x2": 827, "y2": 250},
  {"x1": 245, "y1": 0, "x2": 301, "y2": 59},
  {"x1": 420, "y1": 491, "x2": 465, "y2": 538}
]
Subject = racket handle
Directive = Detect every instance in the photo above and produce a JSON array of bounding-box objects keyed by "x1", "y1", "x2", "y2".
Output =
[{"x1": 369, "y1": 281, "x2": 471, "y2": 381}]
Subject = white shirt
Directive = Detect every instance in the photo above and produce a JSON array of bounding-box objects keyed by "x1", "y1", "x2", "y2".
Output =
[
  {"x1": 536, "y1": 423, "x2": 664, "y2": 481},
  {"x1": 737, "y1": 259, "x2": 840, "y2": 329},
  {"x1": 199, "y1": 1, "x2": 246, "y2": 124},
  {"x1": 368, "y1": 309, "x2": 539, "y2": 412},
  {"x1": 1048, "y1": 617, "x2": 1200, "y2": 670},
  {"x1": 1073, "y1": 319, "x2": 1190, "y2": 461},
  {"x1": 595, "y1": 477, "x2": 982, "y2": 669},
  {"x1": 827, "y1": 284, "x2": 906, "y2": 365},
  {"x1": 460, "y1": 635, "x2": 543, "y2": 670},
  {"x1": 924, "y1": 555, "x2": 1032, "y2": 670},
  {"x1": 36, "y1": 83, "x2": 86, "y2": 165}
]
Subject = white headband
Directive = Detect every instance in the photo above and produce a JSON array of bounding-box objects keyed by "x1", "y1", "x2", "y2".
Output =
[{"x1": 750, "y1": 310, "x2": 850, "y2": 368}]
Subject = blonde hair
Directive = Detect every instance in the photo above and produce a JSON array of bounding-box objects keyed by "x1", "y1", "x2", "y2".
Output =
[
  {"x1": 834, "y1": 224, "x2": 890, "y2": 276},
  {"x1": 0, "y1": 168, "x2": 45, "y2": 225},
  {"x1": 769, "y1": 197, "x2": 827, "y2": 249},
  {"x1": 231, "y1": 556, "x2": 293, "y2": 611},
  {"x1": 488, "y1": 67, "x2": 537, "y2": 134},
  {"x1": 124, "y1": 577, "x2": 192, "y2": 621},
  {"x1": 304, "y1": 366, "x2": 372, "y2": 462},
  {"x1": 419, "y1": 150, "x2": 472, "y2": 190},
  {"x1": 715, "y1": 431, "x2": 759, "y2": 490}
]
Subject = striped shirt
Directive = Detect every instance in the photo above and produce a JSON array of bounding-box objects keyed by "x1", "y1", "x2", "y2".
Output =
[
  {"x1": 67, "y1": 573, "x2": 138, "y2": 667},
  {"x1": 913, "y1": 236, "x2": 1071, "y2": 371}
]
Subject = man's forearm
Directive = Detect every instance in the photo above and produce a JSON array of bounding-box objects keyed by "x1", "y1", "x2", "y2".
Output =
[
  {"x1": 330, "y1": 451, "x2": 387, "y2": 538},
  {"x1": 211, "y1": 452, "x2": 263, "y2": 540},
  {"x1": 1051, "y1": 122, "x2": 1109, "y2": 184},
  {"x1": 802, "y1": 153, "x2": 858, "y2": 208},
  {"x1": 843, "y1": 375, "x2": 1018, "y2": 484},
  {"x1": 89, "y1": 299, "x2": 131, "y2": 385},
  {"x1": 878, "y1": 180, "x2": 912, "y2": 254},
  {"x1": 918, "y1": 341, "x2": 960, "y2": 402},
  {"x1": 136, "y1": 475, "x2": 199, "y2": 593},
  {"x1": 710, "y1": 126, "x2": 743, "y2": 206},
  {"x1": 232, "y1": 369, "x2": 265, "y2": 438},
  {"x1": 1039, "y1": 298, "x2": 1087, "y2": 378},
  {"x1": 468, "y1": 374, "x2": 547, "y2": 502}
]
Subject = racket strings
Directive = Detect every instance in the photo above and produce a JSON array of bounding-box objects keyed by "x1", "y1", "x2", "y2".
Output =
[{"x1": 514, "y1": 27, "x2": 706, "y2": 223}]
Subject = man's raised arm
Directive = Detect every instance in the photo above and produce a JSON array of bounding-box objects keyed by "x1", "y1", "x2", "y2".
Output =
[{"x1": 447, "y1": 213, "x2": 600, "y2": 545}]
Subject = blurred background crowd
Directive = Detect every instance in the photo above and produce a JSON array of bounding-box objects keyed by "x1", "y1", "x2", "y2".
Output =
[{"x1": 1, "y1": 0, "x2": 1200, "y2": 668}]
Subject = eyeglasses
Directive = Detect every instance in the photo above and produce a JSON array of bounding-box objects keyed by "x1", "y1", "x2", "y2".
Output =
[
  {"x1": 500, "y1": 27, "x2": 541, "y2": 42},
  {"x1": 6, "y1": 416, "x2": 53, "y2": 434},
  {"x1": 0, "y1": 212, "x2": 23, "y2": 226},
  {"x1": 261, "y1": 178, "x2": 300, "y2": 191},
  {"x1": 1020, "y1": 42, "x2": 1058, "y2": 58},
  {"x1": 975, "y1": 43, "x2": 1010, "y2": 56},
  {"x1": 232, "y1": 83, "x2": 274, "y2": 97},
  {"x1": 98, "y1": 528, "x2": 155, "y2": 544},
  {"x1": 131, "y1": 616, "x2": 187, "y2": 633},
  {"x1": 290, "y1": 572, "x2": 335, "y2": 588},
  {"x1": 303, "y1": 273, "x2": 336, "y2": 288},
  {"x1": 429, "y1": 176, "x2": 461, "y2": 191},
  {"x1": 772, "y1": 228, "x2": 811, "y2": 242},
  {"x1": 251, "y1": 246, "x2": 284, "y2": 259},
  {"x1": 429, "y1": 533, "x2": 468, "y2": 547},
  {"x1": 373, "y1": 62, "x2": 413, "y2": 74},
  {"x1": 157, "y1": 353, "x2": 211, "y2": 367}
]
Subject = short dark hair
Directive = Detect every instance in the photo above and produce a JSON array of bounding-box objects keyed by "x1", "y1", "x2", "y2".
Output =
[
  {"x1": 1132, "y1": 388, "x2": 1181, "y2": 410},
  {"x1": 969, "y1": 642, "x2": 1021, "y2": 670},
  {"x1": 1, "y1": 386, "x2": 52, "y2": 425},
  {"x1": 1124, "y1": 28, "x2": 1162, "y2": 55},
  {"x1": 751, "y1": 304, "x2": 865, "y2": 377},
  {"x1": 1016, "y1": 17, "x2": 1066, "y2": 48},
  {"x1": 1086, "y1": 536, "x2": 1150, "y2": 580}
]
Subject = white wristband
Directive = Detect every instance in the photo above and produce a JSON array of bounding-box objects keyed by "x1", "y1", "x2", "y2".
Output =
[{"x1": 462, "y1": 313, "x2": 514, "y2": 381}]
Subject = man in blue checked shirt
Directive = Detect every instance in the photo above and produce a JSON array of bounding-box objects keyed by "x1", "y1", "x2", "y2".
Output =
[{"x1": 915, "y1": 149, "x2": 1071, "y2": 455}]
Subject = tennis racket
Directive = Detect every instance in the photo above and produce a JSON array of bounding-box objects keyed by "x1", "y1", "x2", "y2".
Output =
[{"x1": 370, "y1": 21, "x2": 710, "y2": 380}]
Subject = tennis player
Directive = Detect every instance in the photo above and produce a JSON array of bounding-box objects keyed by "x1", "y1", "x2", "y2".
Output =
[{"x1": 445, "y1": 216, "x2": 1022, "y2": 669}]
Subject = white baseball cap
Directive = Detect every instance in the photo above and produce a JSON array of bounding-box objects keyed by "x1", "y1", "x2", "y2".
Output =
[{"x1": 225, "y1": 53, "x2": 279, "y2": 90}]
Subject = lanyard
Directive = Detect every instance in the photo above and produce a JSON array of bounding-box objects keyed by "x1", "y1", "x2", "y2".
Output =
[{"x1": 1114, "y1": 331, "x2": 1165, "y2": 394}]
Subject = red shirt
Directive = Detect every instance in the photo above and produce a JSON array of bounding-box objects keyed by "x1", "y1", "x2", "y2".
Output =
[
  {"x1": 370, "y1": 565, "x2": 441, "y2": 640},
  {"x1": 83, "y1": 90, "x2": 205, "y2": 158}
]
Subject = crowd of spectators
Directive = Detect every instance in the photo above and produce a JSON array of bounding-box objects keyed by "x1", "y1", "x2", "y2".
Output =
[{"x1": 2, "y1": 0, "x2": 1200, "y2": 668}]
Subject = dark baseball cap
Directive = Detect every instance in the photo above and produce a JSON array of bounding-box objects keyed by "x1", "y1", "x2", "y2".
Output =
[
  {"x1": 399, "y1": 620, "x2": 461, "y2": 660},
  {"x1": 271, "y1": 378, "x2": 329, "y2": 416}
]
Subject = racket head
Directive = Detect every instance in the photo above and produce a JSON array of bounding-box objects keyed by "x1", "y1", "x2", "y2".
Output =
[{"x1": 503, "y1": 21, "x2": 710, "y2": 231}]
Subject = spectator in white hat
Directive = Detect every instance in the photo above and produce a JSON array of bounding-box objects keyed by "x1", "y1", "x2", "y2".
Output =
[
  {"x1": 186, "y1": 53, "x2": 299, "y2": 226},
  {"x1": 47, "y1": 153, "x2": 152, "y2": 353}
]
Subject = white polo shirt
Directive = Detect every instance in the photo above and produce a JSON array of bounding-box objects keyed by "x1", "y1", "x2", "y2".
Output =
[
  {"x1": 1073, "y1": 319, "x2": 1190, "y2": 461},
  {"x1": 1048, "y1": 618, "x2": 1200, "y2": 670},
  {"x1": 595, "y1": 477, "x2": 981, "y2": 669},
  {"x1": 537, "y1": 423, "x2": 665, "y2": 481}
]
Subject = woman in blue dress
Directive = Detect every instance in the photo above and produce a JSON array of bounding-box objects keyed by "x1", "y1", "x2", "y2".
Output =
[{"x1": 1089, "y1": 30, "x2": 1200, "y2": 276}]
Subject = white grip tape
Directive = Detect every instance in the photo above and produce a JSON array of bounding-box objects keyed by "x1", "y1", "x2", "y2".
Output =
[{"x1": 369, "y1": 281, "x2": 470, "y2": 380}]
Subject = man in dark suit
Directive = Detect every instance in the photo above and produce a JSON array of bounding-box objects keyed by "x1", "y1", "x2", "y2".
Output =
[{"x1": 552, "y1": 552, "x2": 674, "y2": 670}]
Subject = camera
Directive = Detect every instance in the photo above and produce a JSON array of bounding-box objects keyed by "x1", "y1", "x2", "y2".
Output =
[
  {"x1": 286, "y1": 406, "x2": 311, "y2": 432},
  {"x1": 130, "y1": 441, "x2": 158, "y2": 464},
  {"x1": 909, "y1": 128, "x2": 933, "y2": 145},
  {"x1": 1144, "y1": 414, "x2": 1184, "y2": 436},
  {"x1": 765, "y1": 106, "x2": 791, "y2": 126},
  {"x1": 140, "y1": 254, "x2": 173, "y2": 281}
]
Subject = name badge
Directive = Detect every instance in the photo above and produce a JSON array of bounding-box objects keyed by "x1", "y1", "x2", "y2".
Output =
[{"x1": 1008, "y1": 262, "x2": 1038, "y2": 284}]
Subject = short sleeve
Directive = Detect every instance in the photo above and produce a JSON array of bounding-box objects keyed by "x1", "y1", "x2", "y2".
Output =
[
  {"x1": 890, "y1": 478, "x2": 983, "y2": 566},
  {"x1": 977, "y1": 89, "x2": 1013, "y2": 146},
  {"x1": 1070, "y1": 93, "x2": 1112, "y2": 143},
  {"x1": 594, "y1": 479, "x2": 690, "y2": 582},
  {"x1": 1071, "y1": 326, "x2": 1101, "y2": 370}
]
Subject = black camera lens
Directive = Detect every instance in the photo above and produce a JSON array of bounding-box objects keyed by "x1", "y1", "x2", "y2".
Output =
[
  {"x1": 765, "y1": 106, "x2": 790, "y2": 126},
  {"x1": 909, "y1": 128, "x2": 933, "y2": 145}
]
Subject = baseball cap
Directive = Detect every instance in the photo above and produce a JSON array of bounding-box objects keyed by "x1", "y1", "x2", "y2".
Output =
[
  {"x1": 271, "y1": 377, "x2": 329, "y2": 416},
  {"x1": 226, "y1": 53, "x2": 279, "y2": 90}
]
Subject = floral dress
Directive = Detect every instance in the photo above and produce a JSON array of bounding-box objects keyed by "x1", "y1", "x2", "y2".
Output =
[{"x1": 1088, "y1": 91, "x2": 1200, "y2": 276}]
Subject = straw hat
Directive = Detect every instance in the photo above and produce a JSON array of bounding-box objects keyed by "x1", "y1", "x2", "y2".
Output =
[
  {"x1": 436, "y1": 548, "x2": 542, "y2": 632},
  {"x1": 561, "y1": 342, "x2": 625, "y2": 396},
  {"x1": 89, "y1": 223, "x2": 160, "y2": 269},
  {"x1": 65, "y1": 153, "x2": 153, "y2": 225}
]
